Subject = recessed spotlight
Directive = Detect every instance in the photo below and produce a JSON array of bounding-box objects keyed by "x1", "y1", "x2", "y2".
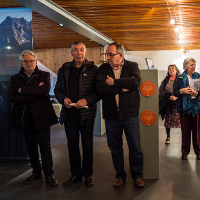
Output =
[
  {"x1": 170, "y1": 19, "x2": 175, "y2": 25},
  {"x1": 178, "y1": 39, "x2": 183, "y2": 44},
  {"x1": 58, "y1": 23, "x2": 64, "y2": 27},
  {"x1": 174, "y1": 26, "x2": 180, "y2": 32}
]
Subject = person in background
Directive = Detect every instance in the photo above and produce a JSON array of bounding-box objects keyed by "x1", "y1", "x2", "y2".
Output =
[
  {"x1": 159, "y1": 64, "x2": 181, "y2": 144},
  {"x1": 174, "y1": 57, "x2": 200, "y2": 160},
  {"x1": 8, "y1": 50, "x2": 58, "y2": 186},
  {"x1": 54, "y1": 41, "x2": 99, "y2": 187},
  {"x1": 96, "y1": 42, "x2": 144, "y2": 188}
]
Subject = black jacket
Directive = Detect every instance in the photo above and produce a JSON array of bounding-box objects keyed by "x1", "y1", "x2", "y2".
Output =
[
  {"x1": 54, "y1": 59, "x2": 100, "y2": 124},
  {"x1": 8, "y1": 66, "x2": 58, "y2": 130},
  {"x1": 96, "y1": 59, "x2": 141, "y2": 119},
  {"x1": 159, "y1": 76, "x2": 176, "y2": 120}
]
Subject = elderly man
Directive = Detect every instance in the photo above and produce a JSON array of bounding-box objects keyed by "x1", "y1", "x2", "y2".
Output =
[
  {"x1": 96, "y1": 42, "x2": 144, "y2": 188},
  {"x1": 54, "y1": 41, "x2": 99, "y2": 187},
  {"x1": 8, "y1": 50, "x2": 58, "y2": 186}
]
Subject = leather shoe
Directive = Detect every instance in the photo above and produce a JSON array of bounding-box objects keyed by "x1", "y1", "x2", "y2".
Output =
[
  {"x1": 181, "y1": 155, "x2": 187, "y2": 160},
  {"x1": 114, "y1": 178, "x2": 125, "y2": 188},
  {"x1": 134, "y1": 178, "x2": 144, "y2": 188},
  {"x1": 85, "y1": 176, "x2": 94, "y2": 187},
  {"x1": 63, "y1": 175, "x2": 82, "y2": 187},
  {"x1": 197, "y1": 155, "x2": 200, "y2": 160},
  {"x1": 46, "y1": 175, "x2": 58, "y2": 186},
  {"x1": 23, "y1": 172, "x2": 42, "y2": 185}
]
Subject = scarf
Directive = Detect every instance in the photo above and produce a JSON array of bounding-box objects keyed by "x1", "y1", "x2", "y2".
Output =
[{"x1": 181, "y1": 71, "x2": 200, "y2": 117}]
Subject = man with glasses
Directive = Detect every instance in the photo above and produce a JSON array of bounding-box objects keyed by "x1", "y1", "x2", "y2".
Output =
[
  {"x1": 96, "y1": 42, "x2": 144, "y2": 188},
  {"x1": 8, "y1": 50, "x2": 58, "y2": 186},
  {"x1": 54, "y1": 41, "x2": 99, "y2": 187}
]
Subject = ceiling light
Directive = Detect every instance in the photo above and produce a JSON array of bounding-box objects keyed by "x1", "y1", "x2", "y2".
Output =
[
  {"x1": 170, "y1": 19, "x2": 175, "y2": 25},
  {"x1": 178, "y1": 39, "x2": 183, "y2": 44},
  {"x1": 6, "y1": 46, "x2": 12, "y2": 50},
  {"x1": 174, "y1": 26, "x2": 180, "y2": 32},
  {"x1": 179, "y1": 34, "x2": 183, "y2": 39},
  {"x1": 58, "y1": 23, "x2": 64, "y2": 27}
]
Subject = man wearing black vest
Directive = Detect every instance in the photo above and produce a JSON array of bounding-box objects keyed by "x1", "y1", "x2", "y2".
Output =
[{"x1": 54, "y1": 41, "x2": 99, "y2": 187}]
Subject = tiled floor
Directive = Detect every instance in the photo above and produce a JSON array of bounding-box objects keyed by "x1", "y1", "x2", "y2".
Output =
[{"x1": 0, "y1": 119, "x2": 200, "y2": 200}]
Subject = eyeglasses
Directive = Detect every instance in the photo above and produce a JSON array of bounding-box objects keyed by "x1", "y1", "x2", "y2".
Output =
[
  {"x1": 100, "y1": 53, "x2": 120, "y2": 57},
  {"x1": 21, "y1": 60, "x2": 36, "y2": 64}
]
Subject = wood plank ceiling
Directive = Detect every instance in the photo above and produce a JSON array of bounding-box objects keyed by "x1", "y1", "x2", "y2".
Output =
[{"x1": 1, "y1": 0, "x2": 200, "y2": 51}]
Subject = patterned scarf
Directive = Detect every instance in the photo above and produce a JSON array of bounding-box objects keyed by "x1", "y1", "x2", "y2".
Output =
[{"x1": 181, "y1": 71, "x2": 200, "y2": 117}]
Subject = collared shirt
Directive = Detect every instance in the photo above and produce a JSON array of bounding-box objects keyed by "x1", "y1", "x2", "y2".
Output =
[
  {"x1": 111, "y1": 61, "x2": 124, "y2": 109},
  {"x1": 25, "y1": 71, "x2": 34, "y2": 78}
]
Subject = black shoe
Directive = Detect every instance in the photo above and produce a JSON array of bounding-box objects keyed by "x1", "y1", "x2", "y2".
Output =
[
  {"x1": 23, "y1": 172, "x2": 42, "y2": 185},
  {"x1": 181, "y1": 155, "x2": 187, "y2": 160},
  {"x1": 46, "y1": 175, "x2": 58, "y2": 186},
  {"x1": 63, "y1": 175, "x2": 82, "y2": 187},
  {"x1": 85, "y1": 176, "x2": 94, "y2": 187},
  {"x1": 197, "y1": 155, "x2": 200, "y2": 160}
]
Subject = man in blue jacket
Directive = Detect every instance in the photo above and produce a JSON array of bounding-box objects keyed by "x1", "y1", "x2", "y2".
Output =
[
  {"x1": 54, "y1": 41, "x2": 99, "y2": 187},
  {"x1": 96, "y1": 42, "x2": 144, "y2": 188}
]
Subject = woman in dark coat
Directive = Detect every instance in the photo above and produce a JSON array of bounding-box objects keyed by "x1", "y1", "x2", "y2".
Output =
[{"x1": 159, "y1": 64, "x2": 181, "y2": 144}]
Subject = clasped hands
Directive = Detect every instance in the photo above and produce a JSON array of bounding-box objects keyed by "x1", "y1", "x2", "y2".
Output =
[
  {"x1": 106, "y1": 75, "x2": 129, "y2": 93},
  {"x1": 64, "y1": 98, "x2": 88, "y2": 109},
  {"x1": 181, "y1": 86, "x2": 198, "y2": 96}
]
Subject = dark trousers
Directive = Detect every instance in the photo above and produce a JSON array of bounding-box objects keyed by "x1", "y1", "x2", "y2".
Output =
[
  {"x1": 23, "y1": 113, "x2": 54, "y2": 177},
  {"x1": 179, "y1": 113, "x2": 200, "y2": 155},
  {"x1": 64, "y1": 116, "x2": 94, "y2": 177},
  {"x1": 105, "y1": 117, "x2": 143, "y2": 180}
]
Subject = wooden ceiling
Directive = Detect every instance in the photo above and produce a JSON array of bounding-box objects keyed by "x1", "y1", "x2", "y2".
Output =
[{"x1": 1, "y1": 0, "x2": 200, "y2": 51}]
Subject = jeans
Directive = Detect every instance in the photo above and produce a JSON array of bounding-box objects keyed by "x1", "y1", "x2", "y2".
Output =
[
  {"x1": 64, "y1": 116, "x2": 94, "y2": 177},
  {"x1": 105, "y1": 117, "x2": 143, "y2": 180}
]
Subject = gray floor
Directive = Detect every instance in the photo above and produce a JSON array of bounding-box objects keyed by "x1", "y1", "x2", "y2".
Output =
[{"x1": 1, "y1": 119, "x2": 200, "y2": 200}]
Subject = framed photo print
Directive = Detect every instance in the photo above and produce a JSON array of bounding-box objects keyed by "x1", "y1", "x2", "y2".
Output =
[{"x1": 145, "y1": 58, "x2": 154, "y2": 69}]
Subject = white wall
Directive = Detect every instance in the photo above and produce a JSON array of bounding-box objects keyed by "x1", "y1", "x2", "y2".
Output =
[
  {"x1": 125, "y1": 49, "x2": 200, "y2": 86},
  {"x1": 37, "y1": 61, "x2": 57, "y2": 95}
]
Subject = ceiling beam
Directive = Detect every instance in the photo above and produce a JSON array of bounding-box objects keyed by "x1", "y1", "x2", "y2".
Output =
[{"x1": 14, "y1": 0, "x2": 114, "y2": 46}]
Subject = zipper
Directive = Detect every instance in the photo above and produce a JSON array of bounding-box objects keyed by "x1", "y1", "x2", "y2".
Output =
[
  {"x1": 22, "y1": 105, "x2": 25, "y2": 127},
  {"x1": 79, "y1": 66, "x2": 87, "y2": 122}
]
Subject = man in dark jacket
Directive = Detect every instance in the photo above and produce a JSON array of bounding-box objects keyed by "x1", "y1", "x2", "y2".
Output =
[
  {"x1": 8, "y1": 50, "x2": 58, "y2": 186},
  {"x1": 54, "y1": 41, "x2": 99, "y2": 187},
  {"x1": 96, "y1": 42, "x2": 144, "y2": 188}
]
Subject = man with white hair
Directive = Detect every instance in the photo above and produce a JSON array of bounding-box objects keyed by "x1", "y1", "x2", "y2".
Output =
[{"x1": 8, "y1": 50, "x2": 58, "y2": 186}]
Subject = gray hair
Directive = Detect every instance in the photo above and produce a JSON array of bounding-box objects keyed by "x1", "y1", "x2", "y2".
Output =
[
  {"x1": 183, "y1": 57, "x2": 196, "y2": 69},
  {"x1": 20, "y1": 50, "x2": 37, "y2": 61},
  {"x1": 108, "y1": 42, "x2": 125, "y2": 58},
  {"x1": 71, "y1": 41, "x2": 86, "y2": 52}
]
